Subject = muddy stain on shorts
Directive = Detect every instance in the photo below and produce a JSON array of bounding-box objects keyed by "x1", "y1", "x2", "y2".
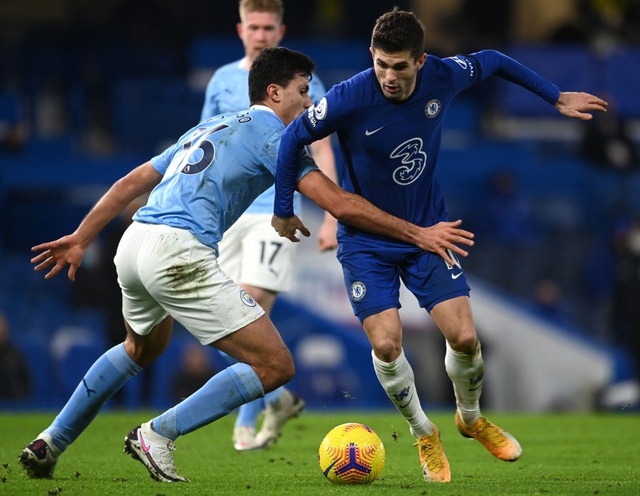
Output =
[{"x1": 166, "y1": 260, "x2": 208, "y2": 294}]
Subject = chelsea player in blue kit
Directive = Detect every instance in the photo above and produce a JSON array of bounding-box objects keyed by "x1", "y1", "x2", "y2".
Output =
[
  {"x1": 273, "y1": 8, "x2": 608, "y2": 483},
  {"x1": 201, "y1": 0, "x2": 338, "y2": 452},
  {"x1": 19, "y1": 47, "x2": 457, "y2": 483}
]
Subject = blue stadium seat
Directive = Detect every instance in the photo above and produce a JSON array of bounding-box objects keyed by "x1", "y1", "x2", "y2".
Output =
[
  {"x1": 602, "y1": 48, "x2": 640, "y2": 118},
  {"x1": 11, "y1": 338, "x2": 55, "y2": 408},
  {"x1": 0, "y1": 90, "x2": 22, "y2": 124},
  {"x1": 50, "y1": 325, "x2": 108, "y2": 399},
  {"x1": 188, "y1": 36, "x2": 244, "y2": 71},
  {"x1": 112, "y1": 78, "x2": 203, "y2": 154},
  {"x1": 497, "y1": 45, "x2": 597, "y2": 117},
  {"x1": 188, "y1": 36, "x2": 370, "y2": 89}
]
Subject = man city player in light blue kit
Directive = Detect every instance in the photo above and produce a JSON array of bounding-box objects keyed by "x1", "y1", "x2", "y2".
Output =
[
  {"x1": 201, "y1": 0, "x2": 337, "y2": 452},
  {"x1": 274, "y1": 8, "x2": 608, "y2": 483},
  {"x1": 19, "y1": 47, "x2": 470, "y2": 483}
]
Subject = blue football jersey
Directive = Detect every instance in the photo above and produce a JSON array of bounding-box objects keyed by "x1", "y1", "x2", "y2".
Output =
[
  {"x1": 134, "y1": 106, "x2": 317, "y2": 254},
  {"x1": 201, "y1": 58, "x2": 327, "y2": 215},
  {"x1": 275, "y1": 49, "x2": 560, "y2": 243}
]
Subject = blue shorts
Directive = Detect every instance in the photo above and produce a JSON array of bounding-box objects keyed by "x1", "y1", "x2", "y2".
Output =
[{"x1": 336, "y1": 236, "x2": 470, "y2": 324}]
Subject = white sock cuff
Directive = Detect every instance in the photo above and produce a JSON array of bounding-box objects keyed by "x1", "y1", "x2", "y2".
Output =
[
  {"x1": 445, "y1": 340, "x2": 481, "y2": 359},
  {"x1": 371, "y1": 349, "x2": 407, "y2": 372}
]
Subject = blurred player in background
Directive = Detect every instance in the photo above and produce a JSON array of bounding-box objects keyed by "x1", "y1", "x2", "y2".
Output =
[
  {"x1": 20, "y1": 46, "x2": 474, "y2": 483},
  {"x1": 273, "y1": 7, "x2": 608, "y2": 484},
  {"x1": 0, "y1": 311, "x2": 31, "y2": 400},
  {"x1": 201, "y1": 0, "x2": 338, "y2": 451}
]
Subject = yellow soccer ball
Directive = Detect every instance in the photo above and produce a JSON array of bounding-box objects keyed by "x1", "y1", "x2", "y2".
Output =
[{"x1": 318, "y1": 422, "x2": 386, "y2": 484}]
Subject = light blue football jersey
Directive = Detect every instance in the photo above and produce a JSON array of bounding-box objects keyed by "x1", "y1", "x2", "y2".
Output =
[
  {"x1": 201, "y1": 59, "x2": 327, "y2": 214},
  {"x1": 134, "y1": 106, "x2": 317, "y2": 254}
]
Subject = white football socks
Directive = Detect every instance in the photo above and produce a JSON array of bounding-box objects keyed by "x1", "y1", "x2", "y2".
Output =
[
  {"x1": 371, "y1": 349, "x2": 433, "y2": 437},
  {"x1": 444, "y1": 340, "x2": 483, "y2": 425}
]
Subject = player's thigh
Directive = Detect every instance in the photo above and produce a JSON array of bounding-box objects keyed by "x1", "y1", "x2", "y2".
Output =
[
  {"x1": 401, "y1": 249, "x2": 470, "y2": 314},
  {"x1": 123, "y1": 316, "x2": 174, "y2": 366},
  {"x1": 214, "y1": 313, "x2": 291, "y2": 370},
  {"x1": 115, "y1": 222, "x2": 169, "y2": 336},
  {"x1": 158, "y1": 252, "x2": 265, "y2": 346},
  {"x1": 429, "y1": 296, "x2": 477, "y2": 350},
  {"x1": 214, "y1": 314, "x2": 295, "y2": 392},
  {"x1": 119, "y1": 222, "x2": 265, "y2": 345},
  {"x1": 235, "y1": 214, "x2": 298, "y2": 292},
  {"x1": 337, "y1": 243, "x2": 401, "y2": 324},
  {"x1": 362, "y1": 308, "x2": 404, "y2": 360},
  {"x1": 402, "y1": 250, "x2": 475, "y2": 348}
]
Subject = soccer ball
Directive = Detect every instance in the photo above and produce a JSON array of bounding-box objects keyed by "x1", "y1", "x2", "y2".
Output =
[{"x1": 318, "y1": 422, "x2": 386, "y2": 484}]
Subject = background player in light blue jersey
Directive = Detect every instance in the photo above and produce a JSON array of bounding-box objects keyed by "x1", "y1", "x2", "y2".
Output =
[
  {"x1": 273, "y1": 8, "x2": 608, "y2": 484},
  {"x1": 18, "y1": 47, "x2": 472, "y2": 484},
  {"x1": 201, "y1": 0, "x2": 338, "y2": 451}
]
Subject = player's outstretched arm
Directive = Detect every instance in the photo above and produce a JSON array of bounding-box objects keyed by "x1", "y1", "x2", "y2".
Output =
[
  {"x1": 309, "y1": 138, "x2": 339, "y2": 251},
  {"x1": 31, "y1": 162, "x2": 162, "y2": 281},
  {"x1": 283, "y1": 170, "x2": 474, "y2": 265},
  {"x1": 555, "y1": 91, "x2": 608, "y2": 120}
]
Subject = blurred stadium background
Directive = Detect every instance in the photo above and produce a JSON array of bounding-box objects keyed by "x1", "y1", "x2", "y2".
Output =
[{"x1": 1, "y1": 0, "x2": 639, "y2": 413}]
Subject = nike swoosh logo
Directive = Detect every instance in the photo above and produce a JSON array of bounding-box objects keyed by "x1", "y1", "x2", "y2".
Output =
[
  {"x1": 399, "y1": 393, "x2": 414, "y2": 409},
  {"x1": 140, "y1": 432, "x2": 151, "y2": 453},
  {"x1": 364, "y1": 126, "x2": 384, "y2": 136},
  {"x1": 451, "y1": 272, "x2": 463, "y2": 280},
  {"x1": 323, "y1": 459, "x2": 338, "y2": 477}
]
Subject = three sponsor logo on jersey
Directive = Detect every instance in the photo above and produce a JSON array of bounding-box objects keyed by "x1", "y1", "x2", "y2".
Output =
[{"x1": 304, "y1": 91, "x2": 447, "y2": 188}]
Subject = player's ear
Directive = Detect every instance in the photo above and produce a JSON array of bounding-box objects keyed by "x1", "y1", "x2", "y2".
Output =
[
  {"x1": 416, "y1": 53, "x2": 427, "y2": 69},
  {"x1": 236, "y1": 22, "x2": 243, "y2": 39},
  {"x1": 266, "y1": 83, "x2": 281, "y2": 102}
]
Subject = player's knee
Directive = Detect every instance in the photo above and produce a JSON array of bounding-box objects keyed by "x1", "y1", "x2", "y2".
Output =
[
  {"x1": 275, "y1": 351, "x2": 295, "y2": 382},
  {"x1": 372, "y1": 337, "x2": 402, "y2": 362},
  {"x1": 262, "y1": 368, "x2": 294, "y2": 393},
  {"x1": 260, "y1": 348, "x2": 295, "y2": 392},
  {"x1": 447, "y1": 327, "x2": 477, "y2": 354},
  {"x1": 124, "y1": 337, "x2": 163, "y2": 367}
]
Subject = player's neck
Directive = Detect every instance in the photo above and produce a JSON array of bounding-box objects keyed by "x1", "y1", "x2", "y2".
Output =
[
  {"x1": 240, "y1": 56, "x2": 253, "y2": 70},
  {"x1": 253, "y1": 101, "x2": 286, "y2": 125}
]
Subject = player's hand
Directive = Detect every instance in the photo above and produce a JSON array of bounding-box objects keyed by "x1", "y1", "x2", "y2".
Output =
[
  {"x1": 317, "y1": 216, "x2": 338, "y2": 252},
  {"x1": 555, "y1": 92, "x2": 608, "y2": 120},
  {"x1": 417, "y1": 219, "x2": 474, "y2": 266},
  {"x1": 271, "y1": 214, "x2": 311, "y2": 243},
  {"x1": 31, "y1": 233, "x2": 85, "y2": 281}
]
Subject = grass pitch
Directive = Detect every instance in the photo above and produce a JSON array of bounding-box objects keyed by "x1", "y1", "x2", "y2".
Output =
[{"x1": 0, "y1": 410, "x2": 638, "y2": 495}]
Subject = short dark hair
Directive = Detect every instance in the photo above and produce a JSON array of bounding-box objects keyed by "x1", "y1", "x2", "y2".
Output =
[
  {"x1": 371, "y1": 7, "x2": 425, "y2": 61},
  {"x1": 248, "y1": 47, "x2": 315, "y2": 105}
]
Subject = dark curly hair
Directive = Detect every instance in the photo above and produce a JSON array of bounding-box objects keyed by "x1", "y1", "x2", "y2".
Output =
[{"x1": 371, "y1": 7, "x2": 426, "y2": 61}]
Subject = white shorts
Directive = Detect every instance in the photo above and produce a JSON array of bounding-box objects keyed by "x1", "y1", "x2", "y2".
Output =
[
  {"x1": 114, "y1": 222, "x2": 265, "y2": 345},
  {"x1": 217, "y1": 213, "x2": 298, "y2": 293}
]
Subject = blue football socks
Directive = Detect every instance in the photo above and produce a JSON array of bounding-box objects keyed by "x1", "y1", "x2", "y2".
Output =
[
  {"x1": 152, "y1": 362, "x2": 264, "y2": 440},
  {"x1": 235, "y1": 397, "x2": 264, "y2": 429},
  {"x1": 264, "y1": 386, "x2": 285, "y2": 408},
  {"x1": 45, "y1": 344, "x2": 142, "y2": 452},
  {"x1": 234, "y1": 385, "x2": 286, "y2": 429}
]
